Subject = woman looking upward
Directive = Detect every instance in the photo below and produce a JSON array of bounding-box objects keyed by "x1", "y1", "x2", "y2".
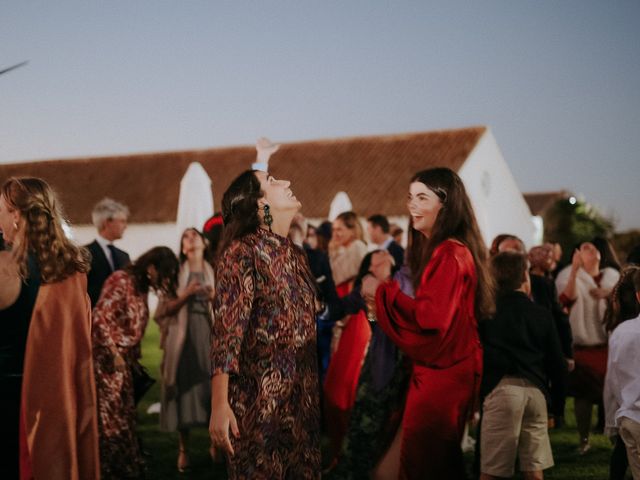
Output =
[{"x1": 209, "y1": 170, "x2": 321, "y2": 479}]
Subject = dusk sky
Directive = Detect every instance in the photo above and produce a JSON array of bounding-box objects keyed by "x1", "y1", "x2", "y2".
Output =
[{"x1": 2, "y1": 1, "x2": 639, "y2": 230}]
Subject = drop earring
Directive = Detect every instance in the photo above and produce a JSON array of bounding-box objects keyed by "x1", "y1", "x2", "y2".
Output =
[{"x1": 263, "y1": 205, "x2": 273, "y2": 232}]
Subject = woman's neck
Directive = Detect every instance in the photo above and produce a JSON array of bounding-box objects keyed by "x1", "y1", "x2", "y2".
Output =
[
  {"x1": 583, "y1": 263, "x2": 600, "y2": 277},
  {"x1": 262, "y1": 211, "x2": 295, "y2": 238},
  {"x1": 187, "y1": 254, "x2": 204, "y2": 272}
]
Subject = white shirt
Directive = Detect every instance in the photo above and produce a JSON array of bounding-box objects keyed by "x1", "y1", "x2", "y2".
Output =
[
  {"x1": 555, "y1": 266, "x2": 620, "y2": 346},
  {"x1": 604, "y1": 313, "x2": 640, "y2": 435},
  {"x1": 95, "y1": 234, "x2": 116, "y2": 271}
]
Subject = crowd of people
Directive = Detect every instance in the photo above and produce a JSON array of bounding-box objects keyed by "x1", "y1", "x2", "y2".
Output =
[{"x1": 1, "y1": 166, "x2": 640, "y2": 480}]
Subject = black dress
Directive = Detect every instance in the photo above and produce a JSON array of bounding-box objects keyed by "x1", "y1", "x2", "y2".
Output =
[{"x1": 0, "y1": 257, "x2": 40, "y2": 478}]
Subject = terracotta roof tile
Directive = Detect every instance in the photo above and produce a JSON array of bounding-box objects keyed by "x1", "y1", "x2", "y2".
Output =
[
  {"x1": 523, "y1": 191, "x2": 572, "y2": 216},
  {"x1": 0, "y1": 127, "x2": 486, "y2": 223}
]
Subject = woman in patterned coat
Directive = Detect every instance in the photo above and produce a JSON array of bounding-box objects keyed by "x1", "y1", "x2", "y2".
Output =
[
  {"x1": 92, "y1": 246, "x2": 179, "y2": 479},
  {"x1": 209, "y1": 170, "x2": 321, "y2": 479}
]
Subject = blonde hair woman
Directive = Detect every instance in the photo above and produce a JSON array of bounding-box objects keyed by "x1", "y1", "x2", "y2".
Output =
[{"x1": 0, "y1": 177, "x2": 99, "y2": 479}]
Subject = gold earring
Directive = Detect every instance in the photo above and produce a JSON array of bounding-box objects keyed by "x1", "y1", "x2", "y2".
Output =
[{"x1": 13, "y1": 222, "x2": 18, "y2": 230}]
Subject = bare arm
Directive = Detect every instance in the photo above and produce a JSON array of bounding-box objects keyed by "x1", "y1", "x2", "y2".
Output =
[{"x1": 560, "y1": 250, "x2": 581, "y2": 301}]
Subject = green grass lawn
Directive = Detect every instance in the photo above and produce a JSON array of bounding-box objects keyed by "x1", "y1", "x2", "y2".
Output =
[{"x1": 137, "y1": 321, "x2": 621, "y2": 479}]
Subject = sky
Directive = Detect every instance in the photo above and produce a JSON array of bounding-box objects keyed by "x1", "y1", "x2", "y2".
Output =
[{"x1": 2, "y1": 1, "x2": 639, "y2": 230}]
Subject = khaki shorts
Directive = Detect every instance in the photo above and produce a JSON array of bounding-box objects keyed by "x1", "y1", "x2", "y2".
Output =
[{"x1": 480, "y1": 376, "x2": 554, "y2": 477}]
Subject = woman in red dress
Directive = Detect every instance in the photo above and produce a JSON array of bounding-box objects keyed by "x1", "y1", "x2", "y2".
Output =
[
  {"x1": 363, "y1": 168, "x2": 494, "y2": 479},
  {"x1": 324, "y1": 211, "x2": 370, "y2": 467}
]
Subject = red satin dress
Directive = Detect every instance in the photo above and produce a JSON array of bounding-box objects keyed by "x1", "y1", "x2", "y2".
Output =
[
  {"x1": 323, "y1": 280, "x2": 372, "y2": 464},
  {"x1": 375, "y1": 240, "x2": 482, "y2": 479}
]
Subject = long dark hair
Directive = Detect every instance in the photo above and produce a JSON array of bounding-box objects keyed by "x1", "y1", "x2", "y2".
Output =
[
  {"x1": 603, "y1": 265, "x2": 640, "y2": 332},
  {"x1": 126, "y1": 246, "x2": 179, "y2": 297},
  {"x1": 406, "y1": 168, "x2": 495, "y2": 320},
  {"x1": 592, "y1": 236, "x2": 621, "y2": 271},
  {"x1": 218, "y1": 170, "x2": 264, "y2": 256}
]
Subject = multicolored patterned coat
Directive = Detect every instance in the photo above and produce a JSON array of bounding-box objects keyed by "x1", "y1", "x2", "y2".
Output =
[
  {"x1": 211, "y1": 228, "x2": 321, "y2": 480},
  {"x1": 92, "y1": 270, "x2": 148, "y2": 479}
]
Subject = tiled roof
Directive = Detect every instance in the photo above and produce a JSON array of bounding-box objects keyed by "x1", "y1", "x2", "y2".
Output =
[
  {"x1": 0, "y1": 127, "x2": 486, "y2": 223},
  {"x1": 523, "y1": 191, "x2": 572, "y2": 216}
]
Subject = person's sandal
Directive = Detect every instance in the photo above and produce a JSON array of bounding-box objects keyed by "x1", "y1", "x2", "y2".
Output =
[
  {"x1": 177, "y1": 448, "x2": 191, "y2": 473},
  {"x1": 578, "y1": 438, "x2": 591, "y2": 455}
]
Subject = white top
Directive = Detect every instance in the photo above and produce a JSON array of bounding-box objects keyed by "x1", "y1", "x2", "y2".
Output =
[
  {"x1": 95, "y1": 234, "x2": 116, "y2": 271},
  {"x1": 555, "y1": 266, "x2": 620, "y2": 346},
  {"x1": 604, "y1": 313, "x2": 640, "y2": 435}
]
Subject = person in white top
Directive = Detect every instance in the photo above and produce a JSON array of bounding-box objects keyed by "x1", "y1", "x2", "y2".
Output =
[
  {"x1": 604, "y1": 266, "x2": 640, "y2": 480},
  {"x1": 556, "y1": 241, "x2": 620, "y2": 453}
]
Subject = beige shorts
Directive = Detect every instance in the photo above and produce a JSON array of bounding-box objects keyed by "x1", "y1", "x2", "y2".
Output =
[{"x1": 480, "y1": 376, "x2": 554, "y2": 477}]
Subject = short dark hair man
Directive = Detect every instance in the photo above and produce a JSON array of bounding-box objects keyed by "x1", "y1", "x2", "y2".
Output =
[{"x1": 366, "y1": 214, "x2": 404, "y2": 269}]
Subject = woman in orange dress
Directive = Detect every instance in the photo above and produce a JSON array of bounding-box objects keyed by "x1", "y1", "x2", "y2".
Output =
[{"x1": 0, "y1": 177, "x2": 99, "y2": 480}]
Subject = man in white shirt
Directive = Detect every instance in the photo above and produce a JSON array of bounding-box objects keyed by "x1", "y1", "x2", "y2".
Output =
[
  {"x1": 604, "y1": 267, "x2": 640, "y2": 479},
  {"x1": 85, "y1": 198, "x2": 130, "y2": 306}
]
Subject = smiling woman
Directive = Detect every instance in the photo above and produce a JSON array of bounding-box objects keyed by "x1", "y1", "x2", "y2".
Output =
[
  {"x1": 209, "y1": 169, "x2": 321, "y2": 479},
  {"x1": 362, "y1": 167, "x2": 495, "y2": 478}
]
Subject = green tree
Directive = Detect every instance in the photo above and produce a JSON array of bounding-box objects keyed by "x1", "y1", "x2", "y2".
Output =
[{"x1": 543, "y1": 198, "x2": 615, "y2": 264}]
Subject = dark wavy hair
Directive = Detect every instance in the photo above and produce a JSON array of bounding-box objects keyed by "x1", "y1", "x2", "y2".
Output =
[
  {"x1": 126, "y1": 246, "x2": 179, "y2": 297},
  {"x1": 603, "y1": 265, "x2": 640, "y2": 332},
  {"x1": 218, "y1": 170, "x2": 264, "y2": 255},
  {"x1": 406, "y1": 168, "x2": 495, "y2": 320}
]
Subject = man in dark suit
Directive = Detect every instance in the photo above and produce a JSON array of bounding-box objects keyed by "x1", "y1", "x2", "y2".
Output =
[
  {"x1": 366, "y1": 214, "x2": 404, "y2": 271},
  {"x1": 86, "y1": 198, "x2": 131, "y2": 307}
]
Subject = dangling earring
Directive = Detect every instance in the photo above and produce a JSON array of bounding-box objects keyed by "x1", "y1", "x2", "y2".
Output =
[
  {"x1": 263, "y1": 205, "x2": 273, "y2": 232},
  {"x1": 13, "y1": 222, "x2": 18, "y2": 230}
]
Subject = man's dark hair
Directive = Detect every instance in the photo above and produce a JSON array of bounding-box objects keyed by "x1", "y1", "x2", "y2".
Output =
[
  {"x1": 367, "y1": 214, "x2": 390, "y2": 233},
  {"x1": 491, "y1": 251, "x2": 528, "y2": 294}
]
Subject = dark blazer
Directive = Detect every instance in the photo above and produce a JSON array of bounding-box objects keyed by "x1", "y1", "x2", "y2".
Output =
[
  {"x1": 386, "y1": 240, "x2": 405, "y2": 273},
  {"x1": 479, "y1": 291, "x2": 568, "y2": 417},
  {"x1": 86, "y1": 240, "x2": 130, "y2": 307}
]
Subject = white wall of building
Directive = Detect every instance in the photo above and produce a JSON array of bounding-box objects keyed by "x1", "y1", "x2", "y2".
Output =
[{"x1": 458, "y1": 129, "x2": 536, "y2": 248}]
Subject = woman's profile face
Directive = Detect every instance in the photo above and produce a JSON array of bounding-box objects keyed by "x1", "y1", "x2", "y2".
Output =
[
  {"x1": 255, "y1": 171, "x2": 301, "y2": 213},
  {"x1": 407, "y1": 182, "x2": 443, "y2": 237},
  {"x1": 331, "y1": 218, "x2": 354, "y2": 247},
  {"x1": 0, "y1": 194, "x2": 19, "y2": 245}
]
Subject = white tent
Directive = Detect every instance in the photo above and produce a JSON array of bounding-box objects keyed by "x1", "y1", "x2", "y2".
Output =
[{"x1": 176, "y1": 162, "x2": 214, "y2": 237}]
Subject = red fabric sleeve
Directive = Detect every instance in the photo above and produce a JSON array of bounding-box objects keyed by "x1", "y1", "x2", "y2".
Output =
[{"x1": 375, "y1": 244, "x2": 467, "y2": 364}]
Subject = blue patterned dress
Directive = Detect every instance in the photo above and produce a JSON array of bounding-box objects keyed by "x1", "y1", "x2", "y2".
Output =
[{"x1": 211, "y1": 228, "x2": 321, "y2": 480}]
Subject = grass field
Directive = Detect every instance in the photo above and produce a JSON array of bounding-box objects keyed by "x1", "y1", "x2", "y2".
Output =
[{"x1": 137, "y1": 321, "x2": 621, "y2": 479}]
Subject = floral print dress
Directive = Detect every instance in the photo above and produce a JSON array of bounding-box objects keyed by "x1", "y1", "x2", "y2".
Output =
[
  {"x1": 92, "y1": 270, "x2": 148, "y2": 479},
  {"x1": 211, "y1": 228, "x2": 321, "y2": 480}
]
